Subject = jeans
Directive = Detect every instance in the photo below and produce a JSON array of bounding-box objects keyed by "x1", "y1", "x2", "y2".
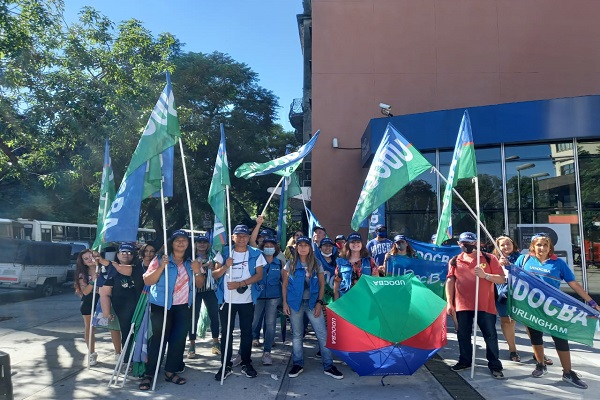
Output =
[
  {"x1": 456, "y1": 310, "x2": 502, "y2": 371},
  {"x1": 289, "y1": 299, "x2": 333, "y2": 370},
  {"x1": 252, "y1": 298, "x2": 280, "y2": 352},
  {"x1": 146, "y1": 304, "x2": 191, "y2": 375},
  {"x1": 189, "y1": 290, "x2": 220, "y2": 341},
  {"x1": 219, "y1": 302, "x2": 254, "y2": 366}
]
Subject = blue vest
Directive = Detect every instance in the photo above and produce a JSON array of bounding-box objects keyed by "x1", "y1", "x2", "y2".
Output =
[
  {"x1": 215, "y1": 246, "x2": 263, "y2": 305},
  {"x1": 257, "y1": 257, "x2": 282, "y2": 299},
  {"x1": 149, "y1": 256, "x2": 194, "y2": 309},
  {"x1": 336, "y1": 257, "x2": 371, "y2": 297},
  {"x1": 286, "y1": 259, "x2": 320, "y2": 312}
]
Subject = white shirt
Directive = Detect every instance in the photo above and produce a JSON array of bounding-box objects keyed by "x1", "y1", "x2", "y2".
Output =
[{"x1": 214, "y1": 250, "x2": 266, "y2": 304}]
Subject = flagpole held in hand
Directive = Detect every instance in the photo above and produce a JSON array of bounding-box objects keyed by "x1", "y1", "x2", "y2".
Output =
[
  {"x1": 221, "y1": 184, "x2": 234, "y2": 385},
  {"x1": 152, "y1": 178, "x2": 169, "y2": 391},
  {"x1": 88, "y1": 263, "x2": 99, "y2": 370},
  {"x1": 179, "y1": 139, "x2": 197, "y2": 334},
  {"x1": 261, "y1": 175, "x2": 285, "y2": 216},
  {"x1": 470, "y1": 176, "x2": 481, "y2": 380}
]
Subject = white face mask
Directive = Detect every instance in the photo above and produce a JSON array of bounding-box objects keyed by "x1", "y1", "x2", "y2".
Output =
[
  {"x1": 321, "y1": 252, "x2": 332, "y2": 257},
  {"x1": 263, "y1": 247, "x2": 276, "y2": 256}
]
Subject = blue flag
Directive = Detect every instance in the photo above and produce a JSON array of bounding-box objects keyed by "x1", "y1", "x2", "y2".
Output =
[
  {"x1": 406, "y1": 238, "x2": 462, "y2": 264},
  {"x1": 385, "y1": 256, "x2": 448, "y2": 298}
]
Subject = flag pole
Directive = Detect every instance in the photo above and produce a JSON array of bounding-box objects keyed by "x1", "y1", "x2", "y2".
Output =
[
  {"x1": 179, "y1": 138, "x2": 197, "y2": 333},
  {"x1": 152, "y1": 178, "x2": 169, "y2": 391},
  {"x1": 431, "y1": 167, "x2": 501, "y2": 255},
  {"x1": 470, "y1": 176, "x2": 481, "y2": 379},
  {"x1": 87, "y1": 263, "x2": 99, "y2": 370},
  {"x1": 260, "y1": 175, "x2": 285, "y2": 216},
  {"x1": 220, "y1": 184, "x2": 234, "y2": 385}
]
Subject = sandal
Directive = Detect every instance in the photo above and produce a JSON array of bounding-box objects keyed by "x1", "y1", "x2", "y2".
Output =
[
  {"x1": 139, "y1": 376, "x2": 152, "y2": 391},
  {"x1": 165, "y1": 372, "x2": 186, "y2": 385},
  {"x1": 531, "y1": 355, "x2": 554, "y2": 365},
  {"x1": 510, "y1": 351, "x2": 521, "y2": 362}
]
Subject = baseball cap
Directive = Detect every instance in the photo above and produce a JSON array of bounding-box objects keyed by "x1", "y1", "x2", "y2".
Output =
[
  {"x1": 296, "y1": 236, "x2": 311, "y2": 245},
  {"x1": 375, "y1": 224, "x2": 386, "y2": 231},
  {"x1": 170, "y1": 230, "x2": 188, "y2": 240},
  {"x1": 458, "y1": 232, "x2": 477, "y2": 243},
  {"x1": 259, "y1": 229, "x2": 271, "y2": 237},
  {"x1": 347, "y1": 232, "x2": 362, "y2": 242},
  {"x1": 119, "y1": 243, "x2": 135, "y2": 252},
  {"x1": 320, "y1": 237, "x2": 334, "y2": 247},
  {"x1": 232, "y1": 225, "x2": 250, "y2": 235},
  {"x1": 196, "y1": 234, "x2": 210, "y2": 242},
  {"x1": 335, "y1": 235, "x2": 346, "y2": 242},
  {"x1": 393, "y1": 234, "x2": 407, "y2": 243},
  {"x1": 262, "y1": 236, "x2": 278, "y2": 245}
]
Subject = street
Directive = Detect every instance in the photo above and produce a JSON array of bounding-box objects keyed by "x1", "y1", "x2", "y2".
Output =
[{"x1": 0, "y1": 291, "x2": 599, "y2": 399}]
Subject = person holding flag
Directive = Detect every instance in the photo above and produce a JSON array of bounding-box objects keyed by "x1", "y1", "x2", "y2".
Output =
[
  {"x1": 138, "y1": 230, "x2": 204, "y2": 390},
  {"x1": 446, "y1": 232, "x2": 505, "y2": 379},
  {"x1": 515, "y1": 233, "x2": 600, "y2": 389}
]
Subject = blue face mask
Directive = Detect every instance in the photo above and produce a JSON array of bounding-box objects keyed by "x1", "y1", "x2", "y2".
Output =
[
  {"x1": 263, "y1": 247, "x2": 276, "y2": 256},
  {"x1": 377, "y1": 231, "x2": 387, "y2": 238}
]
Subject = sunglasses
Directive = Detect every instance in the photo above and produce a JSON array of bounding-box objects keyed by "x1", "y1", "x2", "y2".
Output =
[{"x1": 120, "y1": 251, "x2": 133, "y2": 255}]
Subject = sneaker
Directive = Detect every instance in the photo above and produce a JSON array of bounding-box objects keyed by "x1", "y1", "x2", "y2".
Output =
[
  {"x1": 324, "y1": 365, "x2": 344, "y2": 379},
  {"x1": 262, "y1": 352, "x2": 273, "y2": 365},
  {"x1": 562, "y1": 370, "x2": 588, "y2": 389},
  {"x1": 231, "y1": 353, "x2": 242, "y2": 367},
  {"x1": 215, "y1": 365, "x2": 232, "y2": 381},
  {"x1": 532, "y1": 362, "x2": 547, "y2": 378},
  {"x1": 252, "y1": 339, "x2": 261, "y2": 347},
  {"x1": 491, "y1": 369, "x2": 505, "y2": 379},
  {"x1": 211, "y1": 342, "x2": 221, "y2": 355},
  {"x1": 288, "y1": 365, "x2": 303, "y2": 378},
  {"x1": 450, "y1": 362, "x2": 471, "y2": 371},
  {"x1": 88, "y1": 352, "x2": 98, "y2": 366},
  {"x1": 532, "y1": 355, "x2": 553, "y2": 365},
  {"x1": 241, "y1": 363, "x2": 258, "y2": 378},
  {"x1": 188, "y1": 343, "x2": 197, "y2": 359}
]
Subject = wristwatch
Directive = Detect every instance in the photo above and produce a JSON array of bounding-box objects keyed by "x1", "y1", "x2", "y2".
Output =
[
  {"x1": 316, "y1": 299, "x2": 324, "y2": 305},
  {"x1": 194, "y1": 271, "x2": 202, "y2": 277}
]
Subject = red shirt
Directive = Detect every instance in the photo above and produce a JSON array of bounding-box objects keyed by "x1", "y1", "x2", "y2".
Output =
[{"x1": 447, "y1": 252, "x2": 504, "y2": 314}]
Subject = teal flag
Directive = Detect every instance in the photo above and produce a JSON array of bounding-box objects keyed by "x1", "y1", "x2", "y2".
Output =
[
  {"x1": 93, "y1": 139, "x2": 116, "y2": 250},
  {"x1": 509, "y1": 265, "x2": 600, "y2": 346},
  {"x1": 351, "y1": 123, "x2": 432, "y2": 231},
  {"x1": 208, "y1": 123, "x2": 231, "y2": 251},
  {"x1": 434, "y1": 110, "x2": 477, "y2": 246},
  {"x1": 277, "y1": 173, "x2": 302, "y2": 248},
  {"x1": 234, "y1": 130, "x2": 320, "y2": 179}
]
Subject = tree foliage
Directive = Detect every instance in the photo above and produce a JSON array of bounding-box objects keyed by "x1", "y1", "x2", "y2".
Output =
[{"x1": 0, "y1": 2, "x2": 297, "y2": 236}]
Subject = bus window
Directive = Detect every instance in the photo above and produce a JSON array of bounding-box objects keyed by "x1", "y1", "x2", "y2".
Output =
[
  {"x1": 41, "y1": 227, "x2": 52, "y2": 242},
  {"x1": 52, "y1": 225, "x2": 65, "y2": 241}
]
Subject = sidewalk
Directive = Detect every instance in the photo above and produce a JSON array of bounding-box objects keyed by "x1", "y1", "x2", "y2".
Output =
[{"x1": 0, "y1": 292, "x2": 598, "y2": 399}]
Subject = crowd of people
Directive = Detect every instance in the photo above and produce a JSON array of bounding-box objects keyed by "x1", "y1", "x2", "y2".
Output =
[{"x1": 73, "y1": 221, "x2": 599, "y2": 390}]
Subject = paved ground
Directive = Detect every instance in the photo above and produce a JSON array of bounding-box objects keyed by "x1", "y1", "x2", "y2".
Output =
[{"x1": 0, "y1": 291, "x2": 598, "y2": 399}]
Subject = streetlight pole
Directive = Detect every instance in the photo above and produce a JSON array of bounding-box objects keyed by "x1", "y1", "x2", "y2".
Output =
[
  {"x1": 516, "y1": 163, "x2": 535, "y2": 225},
  {"x1": 530, "y1": 172, "x2": 550, "y2": 225}
]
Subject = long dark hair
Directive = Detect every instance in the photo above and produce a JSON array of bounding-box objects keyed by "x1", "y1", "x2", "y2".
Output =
[
  {"x1": 74, "y1": 249, "x2": 93, "y2": 295},
  {"x1": 165, "y1": 236, "x2": 192, "y2": 260}
]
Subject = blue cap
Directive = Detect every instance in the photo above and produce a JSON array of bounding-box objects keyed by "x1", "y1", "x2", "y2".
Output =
[
  {"x1": 259, "y1": 229, "x2": 271, "y2": 237},
  {"x1": 296, "y1": 236, "x2": 311, "y2": 245},
  {"x1": 196, "y1": 234, "x2": 210, "y2": 242},
  {"x1": 393, "y1": 235, "x2": 407, "y2": 243},
  {"x1": 375, "y1": 224, "x2": 386, "y2": 231},
  {"x1": 320, "y1": 237, "x2": 334, "y2": 247},
  {"x1": 531, "y1": 232, "x2": 549, "y2": 240},
  {"x1": 335, "y1": 235, "x2": 346, "y2": 242},
  {"x1": 313, "y1": 226, "x2": 326, "y2": 233},
  {"x1": 119, "y1": 243, "x2": 135, "y2": 252},
  {"x1": 170, "y1": 230, "x2": 188, "y2": 240},
  {"x1": 458, "y1": 232, "x2": 477, "y2": 243},
  {"x1": 262, "y1": 236, "x2": 277, "y2": 245},
  {"x1": 232, "y1": 225, "x2": 250, "y2": 235},
  {"x1": 347, "y1": 232, "x2": 362, "y2": 242}
]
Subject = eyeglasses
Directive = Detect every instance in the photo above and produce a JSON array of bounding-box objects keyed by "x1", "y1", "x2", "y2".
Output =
[{"x1": 120, "y1": 251, "x2": 133, "y2": 255}]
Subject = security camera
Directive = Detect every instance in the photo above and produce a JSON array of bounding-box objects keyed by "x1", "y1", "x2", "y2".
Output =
[{"x1": 379, "y1": 103, "x2": 393, "y2": 117}]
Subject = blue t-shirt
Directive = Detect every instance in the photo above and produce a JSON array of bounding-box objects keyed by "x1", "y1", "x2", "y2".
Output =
[
  {"x1": 515, "y1": 254, "x2": 576, "y2": 289},
  {"x1": 366, "y1": 238, "x2": 393, "y2": 266}
]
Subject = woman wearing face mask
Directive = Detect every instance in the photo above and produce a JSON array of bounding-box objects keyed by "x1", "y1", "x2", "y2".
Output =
[
  {"x1": 333, "y1": 232, "x2": 377, "y2": 300},
  {"x1": 382, "y1": 235, "x2": 419, "y2": 276},
  {"x1": 252, "y1": 237, "x2": 283, "y2": 366}
]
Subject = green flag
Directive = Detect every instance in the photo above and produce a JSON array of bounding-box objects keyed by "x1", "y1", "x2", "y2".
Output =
[
  {"x1": 92, "y1": 139, "x2": 116, "y2": 250},
  {"x1": 434, "y1": 111, "x2": 477, "y2": 246},
  {"x1": 350, "y1": 123, "x2": 432, "y2": 231},
  {"x1": 277, "y1": 173, "x2": 302, "y2": 248},
  {"x1": 208, "y1": 123, "x2": 231, "y2": 250}
]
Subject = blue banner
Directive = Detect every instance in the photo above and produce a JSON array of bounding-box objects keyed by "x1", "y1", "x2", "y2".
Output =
[
  {"x1": 386, "y1": 256, "x2": 447, "y2": 298},
  {"x1": 406, "y1": 238, "x2": 461, "y2": 264}
]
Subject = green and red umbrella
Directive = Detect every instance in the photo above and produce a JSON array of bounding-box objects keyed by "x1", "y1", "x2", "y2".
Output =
[{"x1": 326, "y1": 274, "x2": 447, "y2": 376}]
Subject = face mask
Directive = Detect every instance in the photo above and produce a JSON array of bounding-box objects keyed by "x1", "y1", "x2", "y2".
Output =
[
  {"x1": 263, "y1": 248, "x2": 276, "y2": 256},
  {"x1": 377, "y1": 231, "x2": 387, "y2": 238},
  {"x1": 460, "y1": 243, "x2": 477, "y2": 254},
  {"x1": 321, "y1": 252, "x2": 332, "y2": 257},
  {"x1": 395, "y1": 243, "x2": 407, "y2": 251}
]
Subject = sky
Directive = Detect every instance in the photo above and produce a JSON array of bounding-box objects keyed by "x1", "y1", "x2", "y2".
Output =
[{"x1": 62, "y1": 0, "x2": 304, "y2": 131}]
